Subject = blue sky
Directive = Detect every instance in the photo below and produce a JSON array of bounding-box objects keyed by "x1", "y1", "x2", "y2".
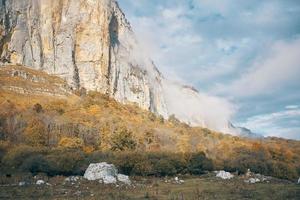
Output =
[{"x1": 118, "y1": 0, "x2": 300, "y2": 140}]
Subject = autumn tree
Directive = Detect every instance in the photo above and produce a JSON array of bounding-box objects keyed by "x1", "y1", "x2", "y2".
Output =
[
  {"x1": 24, "y1": 118, "x2": 47, "y2": 147},
  {"x1": 110, "y1": 128, "x2": 137, "y2": 151}
]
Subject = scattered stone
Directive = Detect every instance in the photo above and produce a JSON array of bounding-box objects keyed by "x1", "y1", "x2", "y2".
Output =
[
  {"x1": 18, "y1": 181, "x2": 26, "y2": 186},
  {"x1": 36, "y1": 180, "x2": 45, "y2": 185},
  {"x1": 245, "y1": 178, "x2": 260, "y2": 184},
  {"x1": 216, "y1": 170, "x2": 234, "y2": 180},
  {"x1": 117, "y1": 174, "x2": 131, "y2": 185},
  {"x1": 174, "y1": 177, "x2": 179, "y2": 181},
  {"x1": 65, "y1": 176, "x2": 80, "y2": 182},
  {"x1": 246, "y1": 169, "x2": 252, "y2": 177}
]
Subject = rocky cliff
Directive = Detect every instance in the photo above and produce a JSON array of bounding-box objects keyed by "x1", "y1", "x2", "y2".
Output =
[
  {"x1": 0, "y1": 0, "x2": 168, "y2": 117},
  {"x1": 0, "y1": 0, "x2": 237, "y2": 134}
]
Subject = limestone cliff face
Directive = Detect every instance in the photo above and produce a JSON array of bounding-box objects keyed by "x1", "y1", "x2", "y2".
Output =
[
  {"x1": 0, "y1": 0, "x2": 168, "y2": 117},
  {"x1": 0, "y1": 0, "x2": 241, "y2": 135}
]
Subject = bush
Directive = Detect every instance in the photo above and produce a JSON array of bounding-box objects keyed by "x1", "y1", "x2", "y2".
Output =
[
  {"x1": 24, "y1": 119, "x2": 47, "y2": 147},
  {"x1": 110, "y1": 128, "x2": 137, "y2": 151},
  {"x1": 153, "y1": 159, "x2": 177, "y2": 176},
  {"x1": 45, "y1": 149, "x2": 86, "y2": 176},
  {"x1": 2, "y1": 145, "x2": 40, "y2": 170},
  {"x1": 33, "y1": 103, "x2": 43, "y2": 113},
  {"x1": 20, "y1": 154, "x2": 50, "y2": 175},
  {"x1": 187, "y1": 152, "x2": 213, "y2": 175}
]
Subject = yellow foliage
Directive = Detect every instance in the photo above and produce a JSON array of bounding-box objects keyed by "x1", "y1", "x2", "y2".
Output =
[
  {"x1": 177, "y1": 134, "x2": 192, "y2": 153},
  {"x1": 58, "y1": 137, "x2": 84, "y2": 149},
  {"x1": 24, "y1": 118, "x2": 47, "y2": 147}
]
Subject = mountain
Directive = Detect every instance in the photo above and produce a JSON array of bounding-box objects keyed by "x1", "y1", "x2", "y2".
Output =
[
  {"x1": 0, "y1": 0, "x2": 237, "y2": 135},
  {"x1": 228, "y1": 123, "x2": 262, "y2": 139}
]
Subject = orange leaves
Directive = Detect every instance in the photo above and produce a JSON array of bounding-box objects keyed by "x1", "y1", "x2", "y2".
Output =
[{"x1": 58, "y1": 137, "x2": 84, "y2": 149}]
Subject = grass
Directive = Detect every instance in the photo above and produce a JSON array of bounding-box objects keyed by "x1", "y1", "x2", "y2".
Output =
[{"x1": 0, "y1": 175, "x2": 299, "y2": 200}]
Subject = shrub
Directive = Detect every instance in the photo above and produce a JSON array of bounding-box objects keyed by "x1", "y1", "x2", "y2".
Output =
[
  {"x1": 45, "y1": 149, "x2": 86, "y2": 176},
  {"x1": 20, "y1": 154, "x2": 50, "y2": 175},
  {"x1": 113, "y1": 152, "x2": 143, "y2": 175},
  {"x1": 24, "y1": 119, "x2": 47, "y2": 147},
  {"x1": 110, "y1": 128, "x2": 137, "y2": 151},
  {"x1": 187, "y1": 152, "x2": 213, "y2": 175},
  {"x1": 33, "y1": 103, "x2": 43, "y2": 113},
  {"x1": 2, "y1": 145, "x2": 40, "y2": 170},
  {"x1": 153, "y1": 159, "x2": 177, "y2": 176}
]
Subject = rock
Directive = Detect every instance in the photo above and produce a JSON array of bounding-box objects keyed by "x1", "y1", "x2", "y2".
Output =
[
  {"x1": 65, "y1": 176, "x2": 80, "y2": 182},
  {"x1": 18, "y1": 181, "x2": 26, "y2": 186},
  {"x1": 102, "y1": 176, "x2": 117, "y2": 184},
  {"x1": 84, "y1": 162, "x2": 119, "y2": 184},
  {"x1": 117, "y1": 174, "x2": 131, "y2": 185},
  {"x1": 245, "y1": 178, "x2": 260, "y2": 184},
  {"x1": 174, "y1": 177, "x2": 179, "y2": 181},
  {"x1": 216, "y1": 170, "x2": 234, "y2": 180},
  {"x1": 298, "y1": 178, "x2": 300, "y2": 184},
  {"x1": 36, "y1": 180, "x2": 45, "y2": 185},
  {"x1": 246, "y1": 169, "x2": 252, "y2": 177}
]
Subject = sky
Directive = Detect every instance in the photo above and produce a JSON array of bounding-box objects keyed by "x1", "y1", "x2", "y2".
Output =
[{"x1": 118, "y1": 0, "x2": 300, "y2": 140}]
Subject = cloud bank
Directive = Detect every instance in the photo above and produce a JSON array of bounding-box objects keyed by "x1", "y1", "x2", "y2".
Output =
[{"x1": 119, "y1": 0, "x2": 300, "y2": 139}]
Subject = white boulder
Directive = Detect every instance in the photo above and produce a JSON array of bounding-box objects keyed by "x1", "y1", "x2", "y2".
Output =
[
  {"x1": 18, "y1": 181, "x2": 26, "y2": 186},
  {"x1": 84, "y1": 163, "x2": 118, "y2": 184},
  {"x1": 298, "y1": 177, "x2": 300, "y2": 184},
  {"x1": 117, "y1": 174, "x2": 131, "y2": 185},
  {"x1": 84, "y1": 162, "x2": 131, "y2": 185},
  {"x1": 216, "y1": 170, "x2": 234, "y2": 180},
  {"x1": 36, "y1": 180, "x2": 45, "y2": 185}
]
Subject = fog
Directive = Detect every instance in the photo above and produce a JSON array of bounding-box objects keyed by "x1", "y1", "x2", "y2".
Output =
[{"x1": 162, "y1": 80, "x2": 237, "y2": 134}]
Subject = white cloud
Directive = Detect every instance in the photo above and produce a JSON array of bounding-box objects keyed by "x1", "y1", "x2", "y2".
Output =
[
  {"x1": 215, "y1": 38, "x2": 300, "y2": 97},
  {"x1": 163, "y1": 80, "x2": 236, "y2": 133},
  {"x1": 286, "y1": 105, "x2": 299, "y2": 110},
  {"x1": 238, "y1": 109, "x2": 300, "y2": 139}
]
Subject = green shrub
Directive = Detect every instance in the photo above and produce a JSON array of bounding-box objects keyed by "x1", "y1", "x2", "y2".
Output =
[
  {"x1": 110, "y1": 128, "x2": 137, "y2": 151},
  {"x1": 2, "y1": 145, "x2": 40, "y2": 170},
  {"x1": 153, "y1": 159, "x2": 176, "y2": 176},
  {"x1": 45, "y1": 149, "x2": 86, "y2": 176},
  {"x1": 20, "y1": 154, "x2": 50, "y2": 175},
  {"x1": 187, "y1": 152, "x2": 214, "y2": 175}
]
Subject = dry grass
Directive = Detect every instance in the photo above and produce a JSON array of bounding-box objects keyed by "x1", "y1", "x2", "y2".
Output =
[{"x1": 0, "y1": 175, "x2": 299, "y2": 200}]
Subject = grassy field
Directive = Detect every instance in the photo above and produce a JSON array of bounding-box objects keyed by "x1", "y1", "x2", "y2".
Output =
[{"x1": 0, "y1": 174, "x2": 299, "y2": 200}]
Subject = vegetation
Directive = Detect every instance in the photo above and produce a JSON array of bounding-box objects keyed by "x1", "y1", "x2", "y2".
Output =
[{"x1": 0, "y1": 66, "x2": 299, "y2": 181}]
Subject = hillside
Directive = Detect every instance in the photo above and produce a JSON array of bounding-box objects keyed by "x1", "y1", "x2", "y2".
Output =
[
  {"x1": 0, "y1": 65, "x2": 299, "y2": 181},
  {"x1": 0, "y1": 0, "x2": 237, "y2": 134}
]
